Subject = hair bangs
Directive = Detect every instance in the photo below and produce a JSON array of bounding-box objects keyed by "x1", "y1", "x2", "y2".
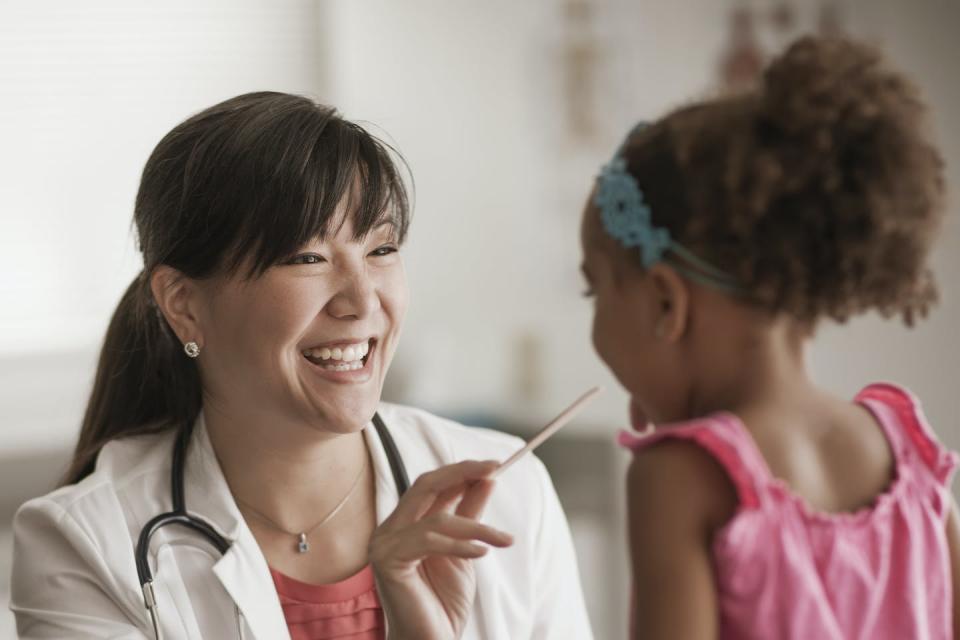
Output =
[{"x1": 220, "y1": 108, "x2": 411, "y2": 280}]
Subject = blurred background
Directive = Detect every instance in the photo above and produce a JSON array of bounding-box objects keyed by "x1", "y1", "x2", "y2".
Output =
[{"x1": 1, "y1": 1, "x2": 959, "y2": 637}]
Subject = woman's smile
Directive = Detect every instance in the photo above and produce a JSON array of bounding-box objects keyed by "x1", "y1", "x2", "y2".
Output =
[{"x1": 300, "y1": 337, "x2": 378, "y2": 383}]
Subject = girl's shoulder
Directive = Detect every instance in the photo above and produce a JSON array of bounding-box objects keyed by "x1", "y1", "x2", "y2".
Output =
[
  {"x1": 625, "y1": 431, "x2": 740, "y2": 531},
  {"x1": 620, "y1": 383, "x2": 959, "y2": 523},
  {"x1": 620, "y1": 413, "x2": 770, "y2": 513}
]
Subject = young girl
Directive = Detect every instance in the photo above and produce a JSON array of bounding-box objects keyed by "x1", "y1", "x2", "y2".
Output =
[{"x1": 580, "y1": 36, "x2": 960, "y2": 638}]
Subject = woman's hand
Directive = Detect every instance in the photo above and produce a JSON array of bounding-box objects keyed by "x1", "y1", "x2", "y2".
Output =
[{"x1": 369, "y1": 460, "x2": 514, "y2": 640}]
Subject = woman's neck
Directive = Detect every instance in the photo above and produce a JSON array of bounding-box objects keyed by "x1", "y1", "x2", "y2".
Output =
[{"x1": 201, "y1": 400, "x2": 371, "y2": 535}]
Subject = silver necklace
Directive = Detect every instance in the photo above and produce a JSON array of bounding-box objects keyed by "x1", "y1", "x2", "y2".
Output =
[{"x1": 235, "y1": 453, "x2": 367, "y2": 554}]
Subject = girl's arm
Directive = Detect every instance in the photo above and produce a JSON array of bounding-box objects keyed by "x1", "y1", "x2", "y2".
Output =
[
  {"x1": 947, "y1": 496, "x2": 960, "y2": 636},
  {"x1": 626, "y1": 440, "x2": 737, "y2": 640}
]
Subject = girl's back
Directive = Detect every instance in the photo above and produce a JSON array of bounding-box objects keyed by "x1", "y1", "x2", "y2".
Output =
[{"x1": 620, "y1": 383, "x2": 957, "y2": 638}]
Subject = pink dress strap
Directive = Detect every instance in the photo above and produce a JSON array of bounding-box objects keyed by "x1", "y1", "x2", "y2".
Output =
[
  {"x1": 856, "y1": 382, "x2": 959, "y2": 517},
  {"x1": 618, "y1": 414, "x2": 773, "y2": 510}
]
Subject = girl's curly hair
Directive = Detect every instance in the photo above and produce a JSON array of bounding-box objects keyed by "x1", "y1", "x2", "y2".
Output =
[{"x1": 622, "y1": 36, "x2": 945, "y2": 325}]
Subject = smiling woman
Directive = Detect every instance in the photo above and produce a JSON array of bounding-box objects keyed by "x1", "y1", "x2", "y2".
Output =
[
  {"x1": 68, "y1": 93, "x2": 411, "y2": 482},
  {"x1": 9, "y1": 92, "x2": 592, "y2": 640}
]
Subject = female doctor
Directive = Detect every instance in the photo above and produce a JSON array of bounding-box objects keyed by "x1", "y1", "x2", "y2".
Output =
[{"x1": 10, "y1": 92, "x2": 592, "y2": 639}]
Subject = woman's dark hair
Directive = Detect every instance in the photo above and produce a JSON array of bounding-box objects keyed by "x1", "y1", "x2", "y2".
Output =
[
  {"x1": 617, "y1": 36, "x2": 945, "y2": 325},
  {"x1": 64, "y1": 92, "x2": 410, "y2": 485}
]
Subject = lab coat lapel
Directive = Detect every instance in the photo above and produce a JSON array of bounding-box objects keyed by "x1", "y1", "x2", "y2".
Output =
[
  {"x1": 212, "y1": 531, "x2": 291, "y2": 640},
  {"x1": 186, "y1": 417, "x2": 291, "y2": 639}
]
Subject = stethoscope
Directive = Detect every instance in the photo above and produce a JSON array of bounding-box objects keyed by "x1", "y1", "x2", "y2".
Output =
[{"x1": 135, "y1": 413, "x2": 410, "y2": 639}]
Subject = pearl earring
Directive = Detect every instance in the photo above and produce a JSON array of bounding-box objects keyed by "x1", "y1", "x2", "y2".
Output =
[{"x1": 184, "y1": 341, "x2": 201, "y2": 358}]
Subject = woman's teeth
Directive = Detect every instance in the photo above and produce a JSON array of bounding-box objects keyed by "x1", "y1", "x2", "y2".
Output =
[{"x1": 302, "y1": 341, "x2": 370, "y2": 371}]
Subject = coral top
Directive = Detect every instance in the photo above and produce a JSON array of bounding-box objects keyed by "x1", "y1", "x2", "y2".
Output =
[
  {"x1": 619, "y1": 383, "x2": 958, "y2": 639},
  {"x1": 270, "y1": 564, "x2": 385, "y2": 640}
]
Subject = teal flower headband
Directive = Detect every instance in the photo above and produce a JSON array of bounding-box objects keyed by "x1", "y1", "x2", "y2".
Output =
[{"x1": 594, "y1": 123, "x2": 744, "y2": 294}]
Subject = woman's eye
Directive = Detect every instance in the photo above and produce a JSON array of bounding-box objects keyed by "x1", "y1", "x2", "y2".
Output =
[
  {"x1": 289, "y1": 253, "x2": 325, "y2": 265},
  {"x1": 582, "y1": 286, "x2": 595, "y2": 298},
  {"x1": 370, "y1": 245, "x2": 399, "y2": 257}
]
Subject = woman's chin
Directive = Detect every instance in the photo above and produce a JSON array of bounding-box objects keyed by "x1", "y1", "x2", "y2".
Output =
[{"x1": 304, "y1": 394, "x2": 381, "y2": 435}]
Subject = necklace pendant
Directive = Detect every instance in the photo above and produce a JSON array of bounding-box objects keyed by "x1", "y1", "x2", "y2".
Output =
[{"x1": 297, "y1": 533, "x2": 309, "y2": 554}]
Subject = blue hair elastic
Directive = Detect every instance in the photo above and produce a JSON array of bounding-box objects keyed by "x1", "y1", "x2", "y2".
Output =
[{"x1": 594, "y1": 123, "x2": 744, "y2": 294}]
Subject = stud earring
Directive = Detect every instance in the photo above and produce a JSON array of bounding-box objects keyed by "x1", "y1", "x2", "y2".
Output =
[{"x1": 184, "y1": 341, "x2": 201, "y2": 358}]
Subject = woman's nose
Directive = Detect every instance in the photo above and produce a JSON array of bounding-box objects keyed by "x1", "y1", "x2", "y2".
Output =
[{"x1": 326, "y1": 268, "x2": 380, "y2": 319}]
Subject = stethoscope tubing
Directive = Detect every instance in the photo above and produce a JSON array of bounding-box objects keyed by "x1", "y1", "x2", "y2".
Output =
[{"x1": 134, "y1": 412, "x2": 408, "y2": 639}]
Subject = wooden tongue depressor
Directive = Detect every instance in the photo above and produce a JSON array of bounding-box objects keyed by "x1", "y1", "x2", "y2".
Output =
[{"x1": 491, "y1": 386, "x2": 603, "y2": 478}]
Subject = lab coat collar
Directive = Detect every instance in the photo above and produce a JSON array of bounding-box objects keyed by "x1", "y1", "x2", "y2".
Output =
[
  {"x1": 363, "y1": 417, "x2": 405, "y2": 525},
  {"x1": 181, "y1": 413, "x2": 243, "y2": 542}
]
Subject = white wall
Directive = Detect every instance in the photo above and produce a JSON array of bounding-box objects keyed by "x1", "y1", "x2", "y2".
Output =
[{"x1": 0, "y1": 0, "x2": 328, "y2": 450}]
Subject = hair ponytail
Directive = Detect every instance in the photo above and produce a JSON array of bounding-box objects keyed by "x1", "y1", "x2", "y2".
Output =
[{"x1": 63, "y1": 273, "x2": 200, "y2": 485}]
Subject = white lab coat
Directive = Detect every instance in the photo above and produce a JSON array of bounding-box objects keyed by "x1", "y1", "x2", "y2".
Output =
[{"x1": 10, "y1": 403, "x2": 594, "y2": 639}]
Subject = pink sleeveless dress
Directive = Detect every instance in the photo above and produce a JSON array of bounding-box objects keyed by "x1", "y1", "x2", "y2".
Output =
[{"x1": 618, "y1": 383, "x2": 958, "y2": 639}]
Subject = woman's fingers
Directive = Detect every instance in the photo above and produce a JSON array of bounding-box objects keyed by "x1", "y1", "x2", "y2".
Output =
[
  {"x1": 371, "y1": 528, "x2": 487, "y2": 569},
  {"x1": 455, "y1": 478, "x2": 495, "y2": 520},
  {"x1": 406, "y1": 531, "x2": 489, "y2": 561},
  {"x1": 371, "y1": 460, "x2": 513, "y2": 575},
  {"x1": 374, "y1": 515, "x2": 513, "y2": 567},
  {"x1": 423, "y1": 477, "x2": 496, "y2": 519},
  {"x1": 422, "y1": 484, "x2": 469, "y2": 518},
  {"x1": 426, "y1": 512, "x2": 513, "y2": 547},
  {"x1": 388, "y1": 460, "x2": 499, "y2": 525}
]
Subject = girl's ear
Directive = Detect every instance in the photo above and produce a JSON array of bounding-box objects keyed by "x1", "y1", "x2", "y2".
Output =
[
  {"x1": 150, "y1": 265, "x2": 205, "y2": 348},
  {"x1": 647, "y1": 263, "x2": 690, "y2": 343}
]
